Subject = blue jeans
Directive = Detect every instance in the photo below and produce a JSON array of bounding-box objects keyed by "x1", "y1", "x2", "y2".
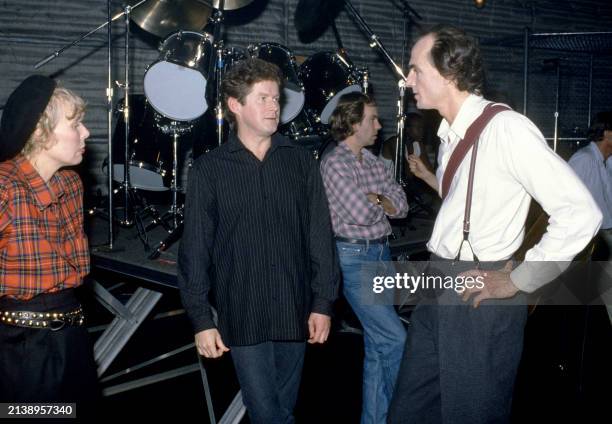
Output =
[
  {"x1": 230, "y1": 341, "x2": 305, "y2": 424},
  {"x1": 337, "y1": 241, "x2": 407, "y2": 424}
]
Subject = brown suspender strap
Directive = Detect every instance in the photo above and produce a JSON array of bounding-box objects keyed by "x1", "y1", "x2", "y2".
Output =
[
  {"x1": 441, "y1": 103, "x2": 511, "y2": 200},
  {"x1": 440, "y1": 103, "x2": 511, "y2": 263}
]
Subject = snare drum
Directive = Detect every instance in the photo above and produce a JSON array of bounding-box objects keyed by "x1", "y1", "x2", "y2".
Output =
[
  {"x1": 299, "y1": 52, "x2": 362, "y2": 124},
  {"x1": 248, "y1": 42, "x2": 305, "y2": 124},
  {"x1": 109, "y1": 95, "x2": 209, "y2": 191},
  {"x1": 144, "y1": 31, "x2": 213, "y2": 122}
]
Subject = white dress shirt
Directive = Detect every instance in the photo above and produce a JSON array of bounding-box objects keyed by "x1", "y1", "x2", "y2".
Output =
[{"x1": 427, "y1": 94, "x2": 602, "y2": 292}]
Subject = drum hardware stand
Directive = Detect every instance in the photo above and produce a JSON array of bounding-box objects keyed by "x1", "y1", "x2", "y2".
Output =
[
  {"x1": 210, "y1": 0, "x2": 227, "y2": 147},
  {"x1": 215, "y1": 41, "x2": 226, "y2": 146},
  {"x1": 168, "y1": 130, "x2": 185, "y2": 229},
  {"x1": 145, "y1": 124, "x2": 190, "y2": 259},
  {"x1": 330, "y1": 20, "x2": 349, "y2": 62},
  {"x1": 361, "y1": 68, "x2": 370, "y2": 94},
  {"x1": 117, "y1": 4, "x2": 135, "y2": 228},
  {"x1": 33, "y1": 0, "x2": 152, "y2": 251},
  {"x1": 110, "y1": 4, "x2": 157, "y2": 250}
]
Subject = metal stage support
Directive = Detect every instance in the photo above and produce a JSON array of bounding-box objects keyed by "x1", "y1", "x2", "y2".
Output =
[
  {"x1": 93, "y1": 284, "x2": 163, "y2": 375},
  {"x1": 90, "y1": 241, "x2": 246, "y2": 424}
]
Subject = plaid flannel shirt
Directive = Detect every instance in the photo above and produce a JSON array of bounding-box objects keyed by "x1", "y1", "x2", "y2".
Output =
[
  {"x1": 0, "y1": 155, "x2": 90, "y2": 300},
  {"x1": 321, "y1": 142, "x2": 408, "y2": 239}
]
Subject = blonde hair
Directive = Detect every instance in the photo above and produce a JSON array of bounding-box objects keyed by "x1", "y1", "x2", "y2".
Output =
[{"x1": 21, "y1": 86, "x2": 86, "y2": 156}]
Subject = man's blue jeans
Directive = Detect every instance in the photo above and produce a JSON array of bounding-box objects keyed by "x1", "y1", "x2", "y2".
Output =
[
  {"x1": 337, "y1": 240, "x2": 407, "y2": 424},
  {"x1": 231, "y1": 341, "x2": 305, "y2": 424}
]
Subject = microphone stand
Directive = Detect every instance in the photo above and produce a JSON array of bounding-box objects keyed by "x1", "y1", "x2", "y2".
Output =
[
  {"x1": 341, "y1": 0, "x2": 420, "y2": 185},
  {"x1": 342, "y1": 0, "x2": 407, "y2": 82}
]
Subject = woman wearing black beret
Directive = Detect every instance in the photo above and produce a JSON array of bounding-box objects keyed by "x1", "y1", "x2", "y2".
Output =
[{"x1": 0, "y1": 75, "x2": 99, "y2": 410}]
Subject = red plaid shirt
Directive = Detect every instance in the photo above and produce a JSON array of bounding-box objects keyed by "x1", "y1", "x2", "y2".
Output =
[{"x1": 0, "y1": 155, "x2": 90, "y2": 300}]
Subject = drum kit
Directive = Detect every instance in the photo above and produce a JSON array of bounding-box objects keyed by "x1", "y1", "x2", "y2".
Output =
[
  {"x1": 34, "y1": 0, "x2": 420, "y2": 256},
  {"x1": 99, "y1": 0, "x2": 371, "y2": 257}
]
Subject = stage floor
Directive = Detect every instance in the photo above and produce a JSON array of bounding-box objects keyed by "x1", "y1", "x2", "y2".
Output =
[{"x1": 87, "y1": 213, "x2": 434, "y2": 289}]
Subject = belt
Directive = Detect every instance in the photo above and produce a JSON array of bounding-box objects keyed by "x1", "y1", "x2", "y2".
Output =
[
  {"x1": 335, "y1": 236, "x2": 388, "y2": 245},
  {"x1": 0, "y1": 306, "x2": 85, "y2": 331}
]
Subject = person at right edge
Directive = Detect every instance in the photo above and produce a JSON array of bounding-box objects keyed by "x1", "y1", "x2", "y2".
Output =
[
  {"x1": 389, "y1": 25, "x2": 602, "y2": 424},
  {"x1": 568, "y1": 111, "x2": 612, "y2": 325}
]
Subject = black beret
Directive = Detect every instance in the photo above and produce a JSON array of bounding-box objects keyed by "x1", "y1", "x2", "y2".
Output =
[{"x1": 0, "y1": 75, "x2": 56, "y2": 161}]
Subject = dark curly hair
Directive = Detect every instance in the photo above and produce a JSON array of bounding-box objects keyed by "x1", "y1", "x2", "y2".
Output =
[
  {"x1": 329, "y1": 92, "x2": 375, "y2": 141},
  {"x1": 587, "y1": 111, "x2": 612, "y2": 142},
  {"x1": 423, "y1": 24, "x2": 485, "y2": 95},
  {"x1": 221, "y1": 57, "x2": 282, "y2": 124}
]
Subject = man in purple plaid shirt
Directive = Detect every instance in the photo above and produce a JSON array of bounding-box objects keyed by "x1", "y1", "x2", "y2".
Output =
[{"x1": 320, "y1": 92, "x2": 408, "y2": 424}]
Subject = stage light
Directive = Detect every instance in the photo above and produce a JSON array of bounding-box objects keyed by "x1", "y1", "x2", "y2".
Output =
[{"x1": 474, "y1": 0, "x2": 486, "y2": 8}]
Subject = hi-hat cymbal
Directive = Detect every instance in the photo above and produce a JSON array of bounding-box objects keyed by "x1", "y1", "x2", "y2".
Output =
[
  {"x1": 130, "y1": 0, "x2": 212, "y2": 38},
  {"x1": 196, "y1": 0, "x2": 254, "y2": 11}
]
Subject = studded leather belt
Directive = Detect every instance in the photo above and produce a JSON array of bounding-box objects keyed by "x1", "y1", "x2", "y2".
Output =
[{"x1": 0, "y1": 306, "x2": 85, "y2": 331}]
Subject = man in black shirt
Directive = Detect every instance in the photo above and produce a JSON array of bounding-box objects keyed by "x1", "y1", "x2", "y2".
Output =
[{"x1": 178, "y1": 58, "x2": 339, "y2": 424}]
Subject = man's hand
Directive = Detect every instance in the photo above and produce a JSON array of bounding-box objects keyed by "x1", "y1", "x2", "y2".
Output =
[
  {"x1": 366, "y1": 193, "x2": 397, "y2": 215},
  {"x1": 194, "y1": 328, "x2": 230, "y2": 358},
  {"x1": 307, "y1": 312, "x2": 331, "y2": 344},
  {"x1": 366, "y1": 193, "x2": 379, "y2": 204},
  {"x1": 406, "y1": 153, "x2": 429, "y2": 179},
  {"x1": 406, "y1": 153, "x2": 438, "y2": 191},
  {"x1": 459, "y1": 261, "x2": 520, "y2": 308}
]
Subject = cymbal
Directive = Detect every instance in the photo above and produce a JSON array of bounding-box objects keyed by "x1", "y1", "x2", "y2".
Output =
[
  {"x1": 196, "y1": 0, "x2": 254, "y2": 11},
  {"x1": 130, "y1": 0, "x2": 213, "y2": 38}
]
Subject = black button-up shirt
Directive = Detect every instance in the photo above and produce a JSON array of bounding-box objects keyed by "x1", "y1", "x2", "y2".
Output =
[{"x1": 178, "y1": 132, "x2": 339, "y2": 346}]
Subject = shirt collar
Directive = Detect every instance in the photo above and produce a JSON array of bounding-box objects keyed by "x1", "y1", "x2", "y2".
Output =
[
  {"x1": 338, "y1": 141, "x2": 377, "y2": 166},
  {"x1": 227, "y1": 132, "x2": 294, "y2": 154},
  {"x1": 588, "y1": 141, "x2": 605, "y2": 163},
  {"x1": 15, "y1": 155, "x2": 64, "y2": 209},
  {"x1": 437, "y1": 94, "x2": 487, "y2": 144}
]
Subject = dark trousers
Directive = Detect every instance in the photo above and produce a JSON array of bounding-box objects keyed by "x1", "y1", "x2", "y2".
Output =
[
  {"x1": 0, "y1": 289, "x2": 99, "y2": 408},
  {"x1": 231, "y1": 341, "x2": 306, "y2": 424},
  {"x1": 387, "y1": 259, "x2": 528, "y2": 424}
]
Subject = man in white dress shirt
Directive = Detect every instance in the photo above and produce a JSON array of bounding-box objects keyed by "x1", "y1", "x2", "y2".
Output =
[{"x1": 388, "y1": 25, "x2": 602, "y2": 424}]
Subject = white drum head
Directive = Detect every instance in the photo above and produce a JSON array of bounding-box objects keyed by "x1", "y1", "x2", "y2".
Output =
[
  {"x1": 112, "y1": 164, "x2": 168, "y2": 192},
  {"x1": 144, "y1": 61, "x2": 208, "y2": 121},
  {"x1": 320, "y1": 84, "x2": 362, "y2": 125},
  {"x1": 281, "y1": 87, "x2": 305, "y2": 124}
]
